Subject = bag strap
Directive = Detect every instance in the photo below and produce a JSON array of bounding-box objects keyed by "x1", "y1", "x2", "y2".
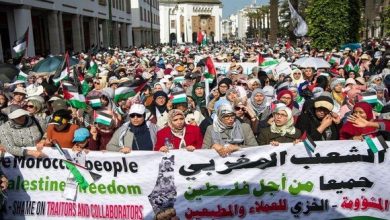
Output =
[{"x1": 31, "y1": 116, "x2": 44, "y2": 140}]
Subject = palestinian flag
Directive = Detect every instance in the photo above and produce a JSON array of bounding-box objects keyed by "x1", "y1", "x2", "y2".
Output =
[
  {"x1": 301, "y1": 131, "x2": 316, "y2": 153},
  {"x1": 343, "y1": 59, "x2": 359, "y2": 73},
  {"x1": 87, "y1": 61, "x2": 98, "y2": 77},
  {"x1": 260, "y1": 58, "x2": 279, "y2": 73},
  {"x1": 16, "y1": 70, "x2": 28, "y2": 81},
  {"x1": 173, "y1": 76, "x2": 185, "y2": 84},
  {"x1": 114, "y1": 87, "x2": 136, "y2": 103},
  {"x1": 362, "y1": 91, "x2": 378, "y2": 104},
  {"x1": 53, "y1": 52, "x2": 70, "y2": 85},
  {"x1": 364, "y1": 136, "x2": 389, "y2": 154},
  {"x1": 64, "y1": 160, "x2": 102, "y2": 190},
  {"x1": 88, "y1": 96, "x2": 102, "y2": 108},
  {"x1": 258, "y1": 53, "x2": 265, "y2": 65},
  {"x1": 171, "y1": 91, "x2": 187, "y2": 104},
  {"x1": 329, "y1": 55, "x2": 341, "y2": 65},
  {"x1": 13, "y1": 27, "x2": 29, "y2": 58},
  {"x1": 94, "y1": 111, "x2": 112, "y2": 126},
  {"x1": 197, "y1": 56, "x2": 216, "y2": 82},
  {"x1": 62, "y1": 83, "x2": 87, "y2": 109},
  {"x1": 53, "y1": 68, "x2": 69, "y2": 84},
  {"x1": 197, "y1": 31, "x2": 203, "y2": 45}
]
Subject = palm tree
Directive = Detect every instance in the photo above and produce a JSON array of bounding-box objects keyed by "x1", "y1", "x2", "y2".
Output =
[{"x1": 270, "y1": 0, "x2": 279, "y2": 45}]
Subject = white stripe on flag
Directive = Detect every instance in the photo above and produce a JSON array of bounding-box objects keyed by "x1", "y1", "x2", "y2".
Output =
[{"x1": 13, "y1": 42, "x2": 26, "y2": 53}]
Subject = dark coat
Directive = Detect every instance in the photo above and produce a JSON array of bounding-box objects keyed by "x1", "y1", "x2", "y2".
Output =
[
  {"x1": 257, "y1": 126, "x2": 301, "y2": 146},
  {"x1": 296, "y1": 111, "x2": 341, "y2": 141}
]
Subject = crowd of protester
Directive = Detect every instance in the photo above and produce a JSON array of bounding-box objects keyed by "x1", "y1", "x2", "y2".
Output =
[{"x1": 0, "y1": 39, "x2": 390, "y2": 161}]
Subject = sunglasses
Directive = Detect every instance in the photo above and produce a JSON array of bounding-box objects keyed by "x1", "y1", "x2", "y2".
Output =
[
  {"x1": 94, "y1": 82, "x2": 100, "y2": 85},
  {"x1": 26, "y1": 105, "x2": 35, "y2": 109},
  {"x1": 235, "y1": 107, "x2": 245, "y2": 111},
  {"x1": 129, "y1": 113, "x2": 143, "y2": 118},
  {"x1": 53, "y1": 116, "x2": 68, "y2": 124}
]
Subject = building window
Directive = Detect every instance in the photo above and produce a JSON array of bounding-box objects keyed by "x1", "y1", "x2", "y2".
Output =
[
  {"x1": 140, "y1": 7, "x2": 143, "y2": 20},
  {"x1": 98, "y1": 0, "x2": 106, "y2": 6},
  {"x1": 144, "y1": 8, "x2": 146, "y2": 21},
  {"x1": 126, "y1": 0, "x2": 131, "y2": 13},
  {"x1": 171, "y1": 20, "x2": 176, "y2": 29},
  {"x1": 148, "y1": 11, "x2": 150, "y2": 22}
]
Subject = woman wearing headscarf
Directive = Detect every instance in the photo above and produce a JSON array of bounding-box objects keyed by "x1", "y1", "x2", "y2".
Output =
[
  {"x1": 257, "y1": 106, "x2": 301, "y2": 146},
  {"x1": 277, "y1": 90, "x2": 300, "y2": 117},
  {"x1": 107, "y1": 104, "x2": 157, "y2": 153},
  {"x1": 247, "y1": 88, "x2": 271, "y2": 121},
  {"x1": 296, "y1": 96, "x2": 342, "y2": 141},
  {"x1": 202, "y1": 104, "x2": 258, "y2": 157},
  {"x1": 290, "y1": 69, "x2": 304, "y2": 87},
  {"x1": 207, "y1": 78, "x2": 232, "y2": 115},
  {"x1": 154, "y1": 109, "x2": 203, "y2": 152},
  {"x1": 330, "y1": 78, "x2": 346, "y2": 107},
  {"x1": 340, "y1": 102, "x2": 378, "y2": 140},
  {"x1": 246, "y1": 78, "x2": 261, "y2": 98},
  {"x1": 191, "y1": 82, "x2": 207, "y2": 117},
  {"x1": 148, "y1": 91, "x2": 169, "y2": 128}
]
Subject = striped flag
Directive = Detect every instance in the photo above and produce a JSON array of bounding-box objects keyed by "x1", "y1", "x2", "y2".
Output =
[
  {"x1": 301, "y1": 131, "x2": 317, "y2": 153},
  {"x1": 13, "y1": 27, "x2": 29, "y2": 58},
  {"x1": 260, "y1": 59, "x2": 279, "y2": 73},
  {"x1": 87, "y1": 60, "x2": 98, "y2": 77},
  {"x1": 53, "y1": 52, "x2": 70, "y2": 85},
  {"x1": 258, "y1": 53, "x2": 265, "y2": 65},
  {"x1": 362, "y1": 91, "x2": 378, "y2": 104},
  {"x1": 88, "y1": 96, "x2": 102, "y2": 108},
  {"x1": 16, "y1": 70, "x2": 28, "y2": 81},
  {"x1": 364, "y1": 136, "x2": 389, "y2": 154},
  {"x1": 343, "y1": 59, "x2": 359, "y2": 73},
  {"x1": 114, "y1": 87, "x2": 136, "y2": 103},
  {"x1": 62, "y1": 83, "x2": 87, "y2": 109},
  {"x1": 172, "y1": 91, "x2": 187, "y2": 104},
  {"x1": 329, "y1": 55, "x2": 341, "y2": 65},
  {"x1": 64, "y1": 160, "x2": 102, "y2": 190},
  {"x1": 94, "y1": 111, "x2": 113, "y2": 126}
]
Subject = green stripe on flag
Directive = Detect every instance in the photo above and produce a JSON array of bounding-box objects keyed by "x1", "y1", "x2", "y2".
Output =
[
  {"x1": 16, "y1": 70, "x2": 28, "y2": 81},
  {"x1": 365, "y1": 136, "x2": 378, "y2": 153},
  {"x1": 68, "y1": 99, "x2": 87, "y2": 109},
  {"x1": 64, "y1": 161, "x2": 90, "y2": 190}
]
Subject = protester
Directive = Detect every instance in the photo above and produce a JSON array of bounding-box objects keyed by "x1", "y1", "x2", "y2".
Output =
[
  {"x1": 0, "y1": 105, "x2": 46, "y2": 157},
  {"x1": 257, "y1": 105, "x2": 301, "y2": 146},
  {"x1": 107, "y1": 104, "x2": 157, "y2": 153},
  {"x1": 202, "y1": 104, "x2": 257, "y2": 157},
  {"x1": 296, "y1": 96, "x2": 341, "y2": 141},
  {"x1": 155, "y1": 109, "x2": 203, "y2": 152}
]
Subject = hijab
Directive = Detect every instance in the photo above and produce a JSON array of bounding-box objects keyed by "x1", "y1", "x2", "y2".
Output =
[
  {"x1": 153, "y1": 91, "x2": 168, "y2": 114},
  {"x1": 168, "y1": 109, "x2": 186, "y2": 136},
  {"x1": 249, "y1": 88, "x2": 268, "y2": 115},
  {"x1": 213, "y1": 104, "x2": 235, "y2": 133},
  {"x1": 340, "y1": 102, "x2": 376, "y2": 139},
  {"x1": 277, "y1": 90, "x2": 294, "y2": 109},
  {"x1": 270, "y1": 106, "x2": 296, "y2": 136},
  {"x1": 191, "y1": 82, "x2": 205, "y2": 108}
]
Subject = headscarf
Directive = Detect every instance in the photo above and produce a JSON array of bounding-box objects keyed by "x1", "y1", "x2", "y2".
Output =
[
  {"x1": 353, "y1": 102, "x2": 373, "y2": 120},
  {"x1": 247, "y1": 78, "x2": 261, "y2": 91},
  {"x1": 270, "y1": 106, "x2": 296, "y2": 136},
  {"x1": 218, "y1": 78, "x2": 232, "y2": 96},
  {"x1": 213, "y1": 104, "x2": 235, "y2": 133},
  {"x1": 340, "y1": 102, "x2": 376, "y2": 139},
  {"x1": 290, "y1": 69, "x2": 304, "y2": 86},
  {"x1": 168, "y1": 109, "x2": 187, "y2": 148},
  {"x1": 168, "y1": 109, "x2": 186, "y2": 135},
  {"x1": 153, "y1": 91, "x2": 168, "y2": 114},
  {"x1": 249, "y1": 88, "x2": 267, "y2": 115},
  {"x1": 191, "y1": 82, "x2": 205, "y2": 108},
  {"x1": 277, "y1": 90, "x2": 294, "y2": 109}
]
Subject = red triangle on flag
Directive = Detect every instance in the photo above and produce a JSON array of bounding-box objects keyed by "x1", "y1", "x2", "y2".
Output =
[
  {"x1": 205, "y1": 57, "x2": 216, "y2": 75},
  {"x1": 62, "y1": 87, "x2": 74, "y2": 100},
  {"x1": 258, "y1": 53, "x2": 265, "y2": 65}
]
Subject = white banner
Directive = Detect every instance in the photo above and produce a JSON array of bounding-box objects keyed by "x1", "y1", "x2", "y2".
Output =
[
  {"x1": 213, "y1": 62, "x2": 258, "y2": 75},
  {"x1": 1, "y1": 140, "x2": 390, "y2": 219}
]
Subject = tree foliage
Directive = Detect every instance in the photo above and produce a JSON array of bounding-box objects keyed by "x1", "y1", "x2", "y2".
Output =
[
  {"x1": 306, "y1": 0, "x2": 361, "y2": 49},
  {"x1": 384, "y1": 5, "x2": 390, "y2": 37}
]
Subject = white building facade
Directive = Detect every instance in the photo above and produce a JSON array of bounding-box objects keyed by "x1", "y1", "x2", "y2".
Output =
[
  {"x1": 0, "y1": 0, "x2": 133, "y2": 61},
  {"x1": 131, "y1": 0, "x2": 160, "y2": 47},
  {"x1": 159, "y1": 0, "x2": 222, "y2": 45}
]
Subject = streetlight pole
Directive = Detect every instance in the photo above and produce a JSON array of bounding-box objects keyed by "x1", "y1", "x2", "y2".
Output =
[
  {"x1": 108, "y1": 0, "x2": 113, "y2": 47},
  {"x1": 168, "y1": 8, "x2": 171, "y2": 46},
  {"x1": 150, "y1": 0, "x2": 153, "y2": 45}
]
